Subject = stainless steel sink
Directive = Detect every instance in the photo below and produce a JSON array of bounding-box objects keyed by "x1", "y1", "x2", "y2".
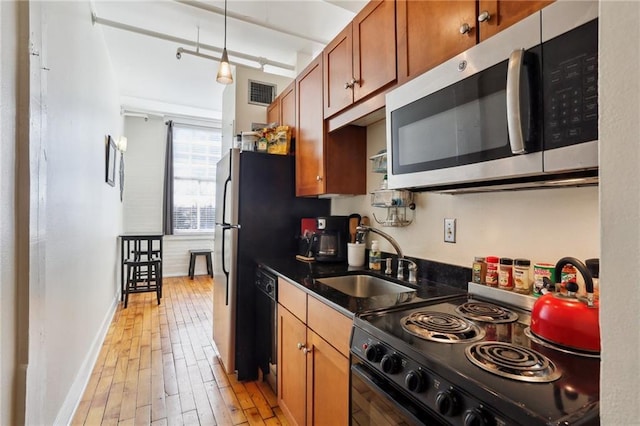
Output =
[{"x1": 316, "y1": 275, "x2": 414, "y2": 298}]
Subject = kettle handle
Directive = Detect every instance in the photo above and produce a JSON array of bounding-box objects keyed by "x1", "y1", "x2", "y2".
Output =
[{"x1": 554, "y1": 257, "x2": 595, "y2": 306}]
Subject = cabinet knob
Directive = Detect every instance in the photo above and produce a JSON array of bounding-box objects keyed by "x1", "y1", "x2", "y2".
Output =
[
  {"x1": 302, "y1": 347, "x2": 312, "y2": 355},
  {"x1": 478, "y1": 11, "x2": 491, "y2": 23},
  {"x1": 297, "y1": 342, "x2": 304, "y2": 350},
  {"x1": 316, "y1": 175, "x2": 323, "y2": 181},
  {"x1": 344, "y1": 78, "x2": 358, "y2": 89},
  {"x1": 459, "y1": 23, "x2": 472, "y2": 35}
]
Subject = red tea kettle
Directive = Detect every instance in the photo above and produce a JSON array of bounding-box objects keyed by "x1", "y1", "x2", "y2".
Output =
[{"x1": 530, "y1": 257, "x2": 600, "y2": 353}]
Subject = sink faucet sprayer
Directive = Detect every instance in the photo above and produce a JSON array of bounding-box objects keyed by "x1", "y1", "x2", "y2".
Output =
[{"x1": 355, "y1": 225, "x2": 418, "y2": 283}]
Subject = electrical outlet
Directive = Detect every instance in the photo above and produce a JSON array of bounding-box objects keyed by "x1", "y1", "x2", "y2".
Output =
[{"x1": 444, "y1": 218, "x2": 456, "y2": 243}]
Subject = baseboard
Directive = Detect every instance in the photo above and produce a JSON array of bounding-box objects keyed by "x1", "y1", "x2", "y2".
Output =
[{"x1": 54, "y1": 294, "x2": 118, "y2": 425}]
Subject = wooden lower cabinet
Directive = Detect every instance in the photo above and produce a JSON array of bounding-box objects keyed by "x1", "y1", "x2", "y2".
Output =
[
  {"x1": 277, "y1": 279, "x2": 352, "y2": 425},
  {"x1": 277, "y1": 307, "x2": 307, "y2": 426},
  {"x1": 306, "y1": 330, "x2": 349, "y2": 425}
]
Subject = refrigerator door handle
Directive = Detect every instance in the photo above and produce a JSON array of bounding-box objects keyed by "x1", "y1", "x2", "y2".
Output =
[
  {"x1": 221, "y1": 226, "x2": 230, "y2": 306},
  {"x1": 220, "y1": 173, "x2": 232, "y2": 227}
]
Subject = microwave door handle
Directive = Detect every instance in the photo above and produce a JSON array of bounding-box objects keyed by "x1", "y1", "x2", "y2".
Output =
[{"x1": 506, "y1": 48, "x2": 527, "y2": 154}]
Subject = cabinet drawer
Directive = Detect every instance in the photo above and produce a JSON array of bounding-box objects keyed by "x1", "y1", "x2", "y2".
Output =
[
  {"x1": 278, "y1": 278, "x2": 307, "y2": 322},
  {"x1": 307, "y1": 296, "x2": 352, "y2": 357}
]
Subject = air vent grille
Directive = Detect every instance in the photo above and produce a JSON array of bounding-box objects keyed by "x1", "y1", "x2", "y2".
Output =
[{"x1": 248, "y1": 80, "x2": 276, "y2": 106}]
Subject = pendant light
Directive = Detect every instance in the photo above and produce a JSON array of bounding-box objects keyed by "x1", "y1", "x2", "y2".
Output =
[{"x1": 216, "y1": 0, "x2": 233, "y2": 84}]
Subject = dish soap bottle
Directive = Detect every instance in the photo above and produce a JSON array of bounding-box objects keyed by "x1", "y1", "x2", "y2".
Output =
[{"x1": 369, "y1": 240, "x2": 381, "y2": 270}]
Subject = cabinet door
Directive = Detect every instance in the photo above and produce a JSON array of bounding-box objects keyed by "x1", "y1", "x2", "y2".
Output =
[
  {"x1": 280, "y1": 82, "x2": 296, "y2": 130},
  {"x1": 323, "y1": 24, "x2": 353, "y2": 118},
  {"x1": 353, "y1": 0, "x2": 396, "y2": 102},
  {"x1": 306, "y1": 330, "x2": 350, "y2": 426},
  {"x1": 397, "y1": 0, "x2": 476, "y2": 84},
  {"x1": 266, "y1": 96, "x2": 280, "y2": 125},
  {"x1": 277, "y1": 306, "x2": 307, "y2": 426},
  {"x1": 478, "y1": 0, "x2": 553, "y2": 42},
  {"x1": 296, "y1": 56, "x2": 325, "y2": 196}
]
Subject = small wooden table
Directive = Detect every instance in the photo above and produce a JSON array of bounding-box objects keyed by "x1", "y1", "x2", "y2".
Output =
[{"x1": 119, "y1": 233, "x2": 163, "y2": 301}]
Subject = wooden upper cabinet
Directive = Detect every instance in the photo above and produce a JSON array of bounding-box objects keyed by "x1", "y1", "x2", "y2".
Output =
[
  {"x1": 323, "y1": 25, "x2": 353, "y2": 118},
  {"x1": 296, "y1": 55, "x2": 367, "y2": 197},
  {"x1": 324, "y1": 0, "x2": 396, "y2": 118},
  {"x1": 296, "y1": 56, "x2": 326, "y2": 196},
  {"x1": 397, "y1": 0, "x2": 553, "y2": 84},
  {"x1": 352, "y1": 0, "x2": 397, "y2": 102},
  {"x1": 477, "y1": 0, "x2": 553, "y2": 42},
  {"x1": 280, "y1": 82, "x2": 296, "y2": 130},
  {"x1": 266, "y1": 97, "x2": 280, "y2": 125},
  {"x1": 397, "y1": 0, "x2": 476, "y2": 84},
  {"x1": 266, "y1": 81, "x2": 295, "y2": 129}
]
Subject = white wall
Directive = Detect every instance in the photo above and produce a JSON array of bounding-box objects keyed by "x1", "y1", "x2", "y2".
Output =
[
  {"x1": 220, "y1": 67, "x2": 292, "y2": 153},
  {"x1": 0, "y1": 2, "x2": 21, "y2": 424},
  {"x1": 332, "y1": 120, "x2": 600, "y2": 266},
  {"x1": 234, "y1": 67, "x2": 293, "y2": 134},
  {"x1": 123, "y1": 116, "x2": 214, "y2": 277},
  {"x1": 599, "y1": 1, "x2": 640, "y2": 423},
  {"x1": 24, "y1": 2, "x2": 124, "y2": 424}
]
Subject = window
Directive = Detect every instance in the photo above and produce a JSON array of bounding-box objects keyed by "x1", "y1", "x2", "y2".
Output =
[{"x1": 172, "y1": 124, "x2": 222, "y2": 233}]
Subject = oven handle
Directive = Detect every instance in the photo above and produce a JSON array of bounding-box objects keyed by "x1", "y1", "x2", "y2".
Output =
[
  {"x1": 506, "y1": 48, "x2": 531, "y2": 155},
  {"x1": 351, "y1": 363, "x2": 444, "y2": 425}
]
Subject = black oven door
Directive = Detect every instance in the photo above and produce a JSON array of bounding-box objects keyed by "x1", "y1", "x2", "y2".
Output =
[{"x1": 351, "y1": 360, "x2": 446, "y2": 426}]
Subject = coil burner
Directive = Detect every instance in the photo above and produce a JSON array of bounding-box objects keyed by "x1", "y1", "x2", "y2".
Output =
[
  {"x1": 401, "y1": 311, "x2": 485, "y2": 343},
  {"x1": 455, "y1": 301, "x2": 519, "y2": 323},
  {"x1": 465, "y1": 342, "x2": 562, "y2": 383}
]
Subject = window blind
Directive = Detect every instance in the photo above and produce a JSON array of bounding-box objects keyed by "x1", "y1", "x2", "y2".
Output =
[{"x1": 172, "y1": 124, "x2": 222, "y2": 233}]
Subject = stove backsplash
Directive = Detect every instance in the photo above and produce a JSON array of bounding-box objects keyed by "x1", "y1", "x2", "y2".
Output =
[{"x1": 376, "y1": 252, "x2": 471, "y2": 290}]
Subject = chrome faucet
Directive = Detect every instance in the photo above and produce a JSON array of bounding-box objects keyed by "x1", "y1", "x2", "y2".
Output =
[{"x1": 355, "y1": 225, "x2": 418, "y2": 283}]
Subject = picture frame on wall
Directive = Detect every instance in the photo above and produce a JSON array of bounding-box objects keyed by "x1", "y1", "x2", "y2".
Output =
[{"x1": 106, "y1": 135, "x2": 116, "y2": 187}]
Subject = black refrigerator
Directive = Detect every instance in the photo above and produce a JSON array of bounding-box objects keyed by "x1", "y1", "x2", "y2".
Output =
[{"x1": 213, "y1": 148, "x2": 330, "y2": 380}]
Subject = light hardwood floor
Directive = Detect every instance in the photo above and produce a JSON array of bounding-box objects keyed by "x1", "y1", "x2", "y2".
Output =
[{"x1": 72, "y1": 276, "x2": 288, "y2": 426}]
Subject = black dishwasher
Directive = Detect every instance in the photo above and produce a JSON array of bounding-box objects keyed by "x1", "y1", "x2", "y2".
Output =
[{"x1": 255, "y1": 267, "x2": 277, "y2": 392}]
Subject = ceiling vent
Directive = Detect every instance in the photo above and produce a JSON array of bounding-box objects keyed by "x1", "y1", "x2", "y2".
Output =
[{"x1": 248, "y1": 80, "x2": 276, "y2": 106}]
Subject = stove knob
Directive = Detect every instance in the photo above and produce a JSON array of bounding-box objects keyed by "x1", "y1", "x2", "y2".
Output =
[
  {"x1": 265, "y1": 283, "x2": 274, "y2": 293},
  {"x1": 463, "y1": 408, "x2": 490, "y2": 426},
  {"x1": 380, "y1": 354, "x2": 402, "y2": 374},
  {"x1": 435, "y1": 390, "x2": 460, "y2": 416},
  {"x1": 364, "y1": 344, "x2": 384, "y2": 363},
  {"x1": 404, "y1": 370, "x2": 427, "y2": 393}
]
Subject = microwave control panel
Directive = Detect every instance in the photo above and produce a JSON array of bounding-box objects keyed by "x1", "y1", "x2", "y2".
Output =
[{"x1": 543, "y1": 19, "x2": 598, "y2": 149}]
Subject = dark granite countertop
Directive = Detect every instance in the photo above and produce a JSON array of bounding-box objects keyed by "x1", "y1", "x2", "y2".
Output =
[{"x1": 258, "y1": 256, "x2": 469, "y2": 318}]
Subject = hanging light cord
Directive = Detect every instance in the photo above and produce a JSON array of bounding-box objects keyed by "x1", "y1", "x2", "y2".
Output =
[{"x1": 223, "y1": 0, "x2": 227, "y2": 49}]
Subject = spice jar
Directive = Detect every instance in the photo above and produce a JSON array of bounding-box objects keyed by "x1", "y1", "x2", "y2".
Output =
[
  {"x1": 485, "y1": 256, "x2": 499, "y2": 287},
  {"x1": 472, "y1": 257, "x2": 487, "y2": 284},
  {"x1": 498, "y1": 258, "x2": 514, "y2": 291},
  {"x1": 513, "y1": 259, "x2": 532, "y2": 294},
  {"x1": 560, "y1": 264, "x2": 577, "y2": 294},
  {"x1": 533, "y1": 263, "x2": 555, "y2": 297}
]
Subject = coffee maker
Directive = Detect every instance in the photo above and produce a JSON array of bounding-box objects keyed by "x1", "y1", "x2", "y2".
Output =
[{"x1": 312, "y1": 216, "x2": 349, "y2": 262}]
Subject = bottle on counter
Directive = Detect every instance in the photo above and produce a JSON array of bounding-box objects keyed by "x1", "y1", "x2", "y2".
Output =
[
  {"x1": 369, "y1": 240, "x2": 381, "y2": 270},
  {"x1": 485, "y1": 256, "x2": 499, "y2": 287},
  {"x1": 498, "y1": 258, "x2": 514, "y2": 291},
  {"x1": 472, "y1": 257, "x2": 487, "y2": 284},
  {"x1": 513, "y1": 259, "x2": 532, "y2": 294}
]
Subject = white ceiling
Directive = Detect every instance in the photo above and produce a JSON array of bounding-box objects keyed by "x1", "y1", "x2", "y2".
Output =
[{"x1": 93, "y1": 0, "x2": 368, "y2": 119}]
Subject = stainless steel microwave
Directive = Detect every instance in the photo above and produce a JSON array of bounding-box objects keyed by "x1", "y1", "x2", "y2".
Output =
[{"x1": 386, "y1": 1, "x2": 598, "y2": 191}]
